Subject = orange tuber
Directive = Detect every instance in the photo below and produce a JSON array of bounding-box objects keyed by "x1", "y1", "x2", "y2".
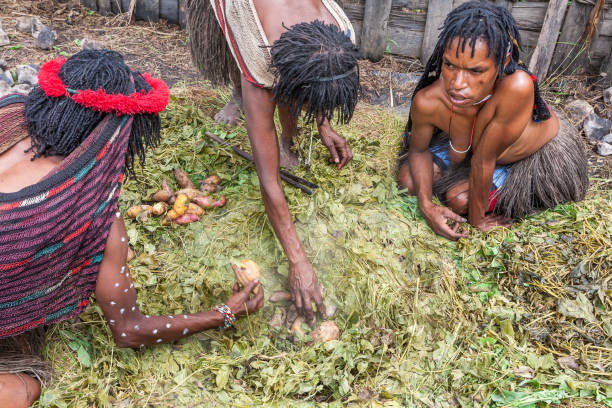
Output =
[
  {"x1": 204, "y1": 175, "x2": 221, "y2": 185},
  {"x1": 231, "y1": 260, "x2": 261, "y2": 294},
  {"x1": 151, "y1": 189, "x2": 173, "y2": 203},
  {"x1": 166, "y1": 209, "x2": 180, "y2": 220},
  {"x1": 186, "y1": 203, "x2": 204, "y2": 216},
  {"x1": 151, "y1": 202, "x2": 169, "y2": 216},
  {"x1": 173, "y1": 193, "x2": 190, "y2": 216},
  {"x1": 174, "y1": 168, "x2": 196, "y2": 189},
  {"x1": 127, "y1": 205, "x2": 143, "y2": 218},
  {"x1": 175, "y1": 188, "x2": 201, "y2": 201}
]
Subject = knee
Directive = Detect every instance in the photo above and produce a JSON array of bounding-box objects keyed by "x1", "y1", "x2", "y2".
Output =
[
  {"x1": 446, "y1": 185, "x2": 469, "y2": 215},
  {"x1": 0, "y1": 374, "x2": 41, "y2": 408},
  {"x1": 397, "y1": 163, "x2": 415, "y2": 195}
]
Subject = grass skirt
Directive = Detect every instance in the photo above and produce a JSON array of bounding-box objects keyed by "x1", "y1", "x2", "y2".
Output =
[{"x1": 0, "y1": 327, "x2": 51, "y2": 384}]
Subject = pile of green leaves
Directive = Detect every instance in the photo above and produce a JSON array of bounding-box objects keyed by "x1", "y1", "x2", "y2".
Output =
[{"x1": 38, "y1": 88, "x2": 611, "y2": 407}]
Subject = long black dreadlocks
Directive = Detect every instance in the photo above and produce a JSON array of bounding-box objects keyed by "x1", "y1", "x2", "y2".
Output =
[
  {"x1": 270, "y1": 20, "x2": 360, "y2": 125},
  {"x1": 407, "y1": 0, "x2": 550, "y2": 135},
  {"x1": 24, "y1": 49, "x2": 161, "y2": 172}
]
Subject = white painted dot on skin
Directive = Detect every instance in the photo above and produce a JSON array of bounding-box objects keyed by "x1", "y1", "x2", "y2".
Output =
[
  {"x1": 116, "y1": 211, "x2": 121, "y2": 218},
  {"x1": 110, "y1": 301, "x2": 116, "y2": 306},
  {"x1": 152, "y1": 329, "x2": 158, "y2": 334},
  {"x1": 120, "y1": 308, "x2": 125, "y2": 315},
  {"x1": 120, "y1": 266, "x2": 125, "y2": 273},
  {"x1": 121, "y1": 237, "x2": 126, "y2": 242},
  {"x1": 124, "y1": 289, "x2": 128, "y2": 293},
  {"x1": 168, "y1": 315, "x2": 173, "y2": 319},
  {"x1": 183, "y1": 315, "x2": 188, "y2": 319},
  {"x1": 110, "y1": 320, "x2": 115, "y2": 325},
  {"x1": 131, "y1": 306, "x2": 136, "y2": 311},
  {"x1": 145, "y1": 315, "x2": 150, "y2": 318},
  {"x1": 114, "y1": 283, "x2": 119, "y2": 287},
  {"x1": 140, "y1": 344, "x2": 144, "y2": 348},
  {"x1": 121, "y1": 333, "x2": 126, "y2": 337},
  {"x1": 165, "y1": 323, "x2": 171, "y2": 329},
  {"x1": 134, "y1": 325, "x2": 139, "y2": 330},
  {"x1": 130, "y1": 284, "x2": 133, "y2": 288},
  {"x1": 156, "y1": 339, "x2": 162, "y2": 343},
  {"x1": 182, "y1": 328, "x2": 189, "y2": 335}
]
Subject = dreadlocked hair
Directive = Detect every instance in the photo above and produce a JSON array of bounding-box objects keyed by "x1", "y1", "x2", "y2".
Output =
[
  {"x1": 405, "y1": 1, "x2": 550, "y2": 135},
  {"x1": 24, "y1": 49, "x2": 161, "y2": 173},
  {"x1": 270, "y1": 20, "x2": 360, "y2": 125}
]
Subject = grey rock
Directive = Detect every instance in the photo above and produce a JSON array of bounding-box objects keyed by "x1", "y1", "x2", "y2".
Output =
[
  {"x1": 0, "y1": 81, "x2": 10, "y2": 97},
  {"x1": 604, "y1": 86, "x2": 612, "y2": 105},
  {"x1": 30, "y1": 17, "x2": 44, "y2": 39},
  {"x1": 35, "y1": 27, "x2": 56, "y2": 50},
  {"x1": 597, "y1": 141, "x2": 612, "y2": 156},
  {"x1": 0, "y1": 21, "x2": 9, "y2": 46},
  {"x1": 11, "y1": 84, "x2": 32, "y2": 95},
  {"x1": 602, "y1": 134, "x2": 612, "y2": 144},
  {"x1": 80, "y1": 38, "x2": 102, "y2": 50},
  {"x1": 15, "y1": 17, "x2": 32, "y2": 33},
  {"x1": 0, "y1": 58, "x2": 7, "y2": 71},
  {"x1": 584, "y1": 113, "x2": 612, "y2": 141},
  {"x1": 565, "y1": 99, "x2": 594, "y2": 127},
  {"x1": 391, "y1": 71, "x2": 422, "y2": 86},
  {"x1": 0, "y1": 70, "x2": 14, "y2": 87},
  {"x1": 17, "y1": 65, "x2": 38, "y2": 86}
]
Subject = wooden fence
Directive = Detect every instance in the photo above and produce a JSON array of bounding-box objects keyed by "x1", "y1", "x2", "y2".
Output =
[{"x1": 80, "y1": 0, "x2": 612, "y2": 80}]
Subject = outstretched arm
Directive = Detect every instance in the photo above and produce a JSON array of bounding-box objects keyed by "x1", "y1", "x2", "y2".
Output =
[
  {"x1": 95, "y1": 213, "x2": 264, "y2": 348},
  {"x1": 409, "y1": 94, "x2": 467, "y2": 240},
  {"x1": 241, "y1": 77, "x2": 325, "y2": 326}
]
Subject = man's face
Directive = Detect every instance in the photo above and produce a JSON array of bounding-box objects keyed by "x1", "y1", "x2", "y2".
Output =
[{"x1": 441, "y1": 36, "x2": 499, "y2": 107}]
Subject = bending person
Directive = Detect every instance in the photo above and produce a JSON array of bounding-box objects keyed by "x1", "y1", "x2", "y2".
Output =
[
  {"x1": 397, "y1": 2, "x2": 588, "y2": 240},
  {"x1": 187, "y1": 0, "x2": 360, "y2": 325},
  {"x1": 0, "y1": 50, "x2": 264, "y2": 408}
]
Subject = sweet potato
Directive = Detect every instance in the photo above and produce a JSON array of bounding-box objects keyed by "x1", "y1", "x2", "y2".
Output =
[
  {"x1": 194, "y1": 196, "x2": 213, "y2": 208},
  {"x1": 174, "y1": 213, "x2": 199, "y2": 225},
  {"x1": 212, "y1": 195, "x2": 227, "y2": 208},
  {"x1": 127, "y1": 205, "x2": 143, "y2": 218},
  {"x1": 151, "y1": 202, "x2": 169, "y2": 216},
  {"x1": 173, "y1": 193, "x2": 190, "y2": 216},
  {"x1": 310, "y1": 321, "x2": 340, "y2": 343},
  {"x1": 151, "y1": 189, "x2": 173, "y2": 203},
  {"x1": 200, "y1": 183, "x2": 220, "y2": 194},
  {"x1": 231, "y1": 259, "x2": 261, "y2": 294},
  {"x1": 186, "y1": 203, "x2": 204, "y2": 216},
  {"x1": 204, "y1": 175, "x2": 221, "y2": 185},
  {"x1": 175, "y1": 188, "x2": 201, "y2": 201},
  {"x1": 166, "y1": 209, "x2": 180, "y2": 220},
  {"x1": 174, "y1": 168, "x2": 196, "y2": 189}
]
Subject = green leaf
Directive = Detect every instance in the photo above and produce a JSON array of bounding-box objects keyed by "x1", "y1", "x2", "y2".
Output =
[
  {"x1": 77, "y1": 345, "x2": 91, "y2": 367},
  {"x1": 216, "y1": 365, "x2": 230, "y2": 389}
]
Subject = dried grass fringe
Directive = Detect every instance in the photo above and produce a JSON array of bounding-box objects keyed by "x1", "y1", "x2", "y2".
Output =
[
  {"x1": 432, "y1": 111, "x2": 588, "y2": 219},
  {"x1": 0, "y1": 327, "x2": 51, "y2": 384},
  {"x1": 185, "y1": 0, "x2": 240, "y2": 86}
]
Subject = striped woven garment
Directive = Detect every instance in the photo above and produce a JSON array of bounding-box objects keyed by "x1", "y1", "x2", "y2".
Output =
[{"x1": 0, "y1": 94, "x2": 131, "y2": 339}]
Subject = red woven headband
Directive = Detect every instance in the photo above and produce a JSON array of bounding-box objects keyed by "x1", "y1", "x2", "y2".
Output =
[{"x1": 38, "y1": 57, "x2": 169, "y2": 115}]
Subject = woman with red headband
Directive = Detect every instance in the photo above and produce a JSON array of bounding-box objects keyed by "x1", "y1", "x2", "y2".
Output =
[{"x1": 0, "y1": 49, "x2": 263, "y2": 407}]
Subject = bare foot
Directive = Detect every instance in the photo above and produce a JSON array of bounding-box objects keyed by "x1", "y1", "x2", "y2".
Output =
[
  {"x1": 0, "y1": 373, "x2": 41, "y2": 407},
  {"x1": 280, "y1": 147, "x2": 300, "y2": 169},
  {"x1": 214, "y1": 95, "x2": 242, "y2": 126}
]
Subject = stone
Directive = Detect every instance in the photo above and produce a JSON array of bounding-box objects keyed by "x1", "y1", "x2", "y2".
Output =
[
  {"x1": 0, "y1": 70, "x2": 14, "y2": 87},
  {"x1": 0, "y1": 21, "x2": 10, "y2": 46},
  {"x1": 0, "y1": 58, "x2": 7, "y2": 71},
  {"x1": 30, "y1": 17, "x2": 44, "y2": 39},
  {"x1": 565, "y1": 99, "x2": 594, "y2": 127},
  {"x1": 583, "y1": 113, "x2": 612, "y2": 141},
  {"x1": 597, "y1": 142, "x2": 612, "y2": 156},
  {"x1": 604, "y1": 86, "x2": 612, "y2": 105},
  {"x1": 11, "y1": 84, "x2": 32, "y2": 95},
  {"x1": 602, "y1": 134, "x2": 612, "y2": 144},
  {"x1": 35, "y1": 27, "x2": 56, "y2": 50},
  {"x1": 15, "y1": 17, "x2": 32, "y2": 33},
  {"x1": 17, "y1": 65, "x2": 39, "y2": 86},
  {"x1": 80, "y1": 38, "x2": 102, "y2": 50}
]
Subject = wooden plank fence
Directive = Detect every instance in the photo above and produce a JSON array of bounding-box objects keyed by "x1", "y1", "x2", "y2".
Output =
[{"x1": 80, "y1": 0, "x2": 612, "y2": 80}]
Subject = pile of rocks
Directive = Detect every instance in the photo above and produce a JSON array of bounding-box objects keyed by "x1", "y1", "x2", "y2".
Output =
[
  {"x1": 565, "y1": 89, "x2": 612, "y2": 157},
  {"x1": 0, "y1": 59, "x2": 40, "y2": 98},
  {"x1": 0, "y1": 16, "x2": 57, "y2": 50}
]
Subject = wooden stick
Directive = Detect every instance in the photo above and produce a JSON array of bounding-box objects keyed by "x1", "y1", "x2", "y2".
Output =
[
  {"x1": 527, "y1": 0, "x2": 569, "y2": 81},
  {"x1": 204, "y1": 132, "x2": 316, "y2": 195}
]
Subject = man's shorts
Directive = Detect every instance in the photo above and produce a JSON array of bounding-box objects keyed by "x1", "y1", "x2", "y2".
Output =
[{"x1": 430, "y1": 143, "x2": 511, "y2": 212}]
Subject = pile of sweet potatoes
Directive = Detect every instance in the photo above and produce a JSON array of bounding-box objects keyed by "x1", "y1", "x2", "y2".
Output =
[{"x1": 127, "y1": 169, "x2": 227, "y2": 226}]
